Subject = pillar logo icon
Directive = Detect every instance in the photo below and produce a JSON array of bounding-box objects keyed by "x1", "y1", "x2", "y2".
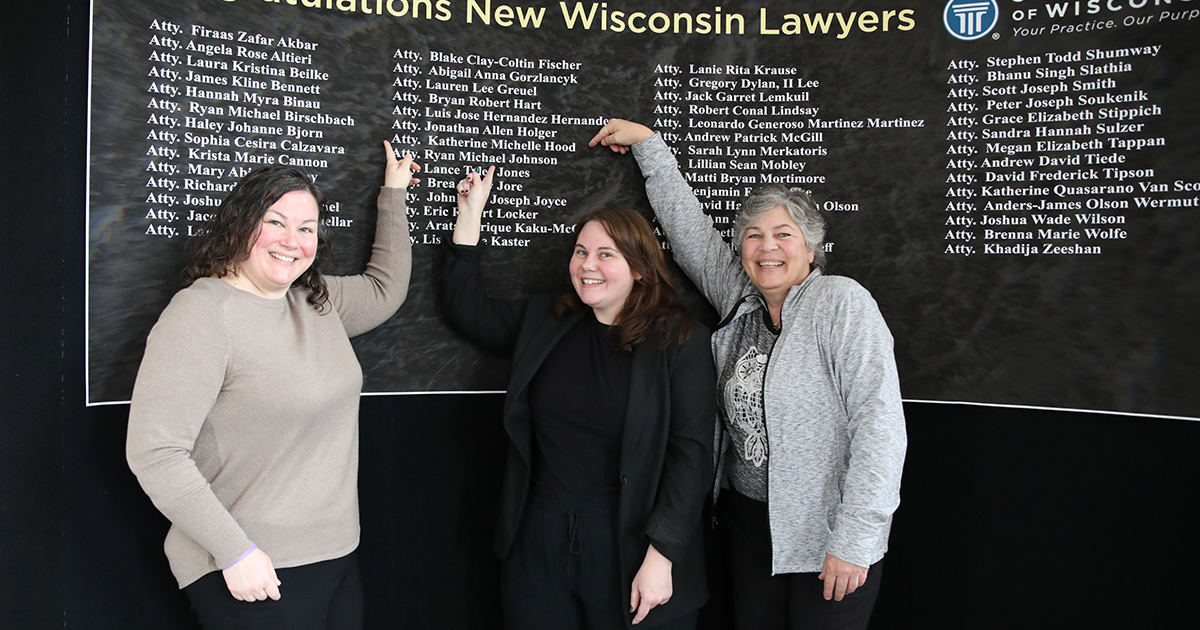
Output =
[{"x1": 944, "y1": 0, "x2": 998, "y2": 40}]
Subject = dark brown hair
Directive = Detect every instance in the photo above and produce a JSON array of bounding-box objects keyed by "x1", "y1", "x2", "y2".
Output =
[
  {"x1": 182, "y1": 165, "x2": 332, "y2": 310},
  {"x1": 554, "y1": 206, "x2": 694, "y2": 352}
]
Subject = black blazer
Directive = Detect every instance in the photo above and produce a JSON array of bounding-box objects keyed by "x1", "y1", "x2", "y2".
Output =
[{"x1": 443, "y1": 243, "x2": 717, "y2": 627}]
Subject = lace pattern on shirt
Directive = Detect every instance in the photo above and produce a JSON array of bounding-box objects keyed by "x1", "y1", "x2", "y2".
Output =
[{"x1": 725, "y1": 346, "x2": 769, "y2": 467}]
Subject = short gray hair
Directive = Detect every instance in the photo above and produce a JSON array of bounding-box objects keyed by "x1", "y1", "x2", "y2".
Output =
[{"x1": 734, "y1": 184, "x2": 827, "y2": 271}]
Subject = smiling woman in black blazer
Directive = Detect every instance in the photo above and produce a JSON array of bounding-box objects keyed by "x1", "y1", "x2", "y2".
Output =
[{"x1": 442, "y1": 167, "x2": 716, "y2": 629}]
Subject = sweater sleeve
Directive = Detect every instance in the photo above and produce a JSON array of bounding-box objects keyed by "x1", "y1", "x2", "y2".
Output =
[
  {"x1": 644, "y1": 328, "x2": 718, "y2": 563},
  {"x1": 631, "y1": 133, "x2": 753, "y2": 317},
  {"x1": 823, "y1": 282, "x2": 907, "y2": 567},
  {"x1": 441, "y1": 242, "x2": 527, "y2": 355},
  {"x1": 327, "y1": 186, "x2": 413, "y2": 337},
  {"x1": 125, "y1": 291, "x2": 255, "y2": 569}
]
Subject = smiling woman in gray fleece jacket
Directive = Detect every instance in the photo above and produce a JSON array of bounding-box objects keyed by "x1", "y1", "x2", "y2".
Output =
[{"x1": 591, "y1": 120, "x2": 906, "y2": 630}]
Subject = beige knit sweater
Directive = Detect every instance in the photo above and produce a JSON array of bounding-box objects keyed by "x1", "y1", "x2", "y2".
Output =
[{"x1": 127, "y1": 187, "x2": 411, "y2": 588}]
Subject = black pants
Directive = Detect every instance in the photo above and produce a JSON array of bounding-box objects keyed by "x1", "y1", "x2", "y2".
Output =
[
  {"x1": 184, "y1": 552, "x2": 362, "y2": 630},
  {"x1": 722, "y1": 491, "x2": 882, "y2": 630},
  {"x1": 502, "y1": 487, "x2": 697, "y2": 630}
]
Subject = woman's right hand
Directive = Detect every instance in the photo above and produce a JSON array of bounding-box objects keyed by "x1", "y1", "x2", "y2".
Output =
[
  {"x1": 629, "y1": 544, "x2": 673, "y2": 624},
  {"x1": 589, "y1": 119, "x2": 655, "y2": 154},
  {"x1": 451, "y1": 166, "x2": 495, "y2": 246},
  {"x1": 222, "y1": 547, "x2": 282, "y2": 602}
]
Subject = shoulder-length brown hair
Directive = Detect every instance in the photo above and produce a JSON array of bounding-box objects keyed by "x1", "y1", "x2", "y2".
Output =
[
  {"x1": 554, "y1": 206, "x2": 694, "y2": 352},
  {"x1": 182, "y1": 165, "x2": 332, "y2": 310}
]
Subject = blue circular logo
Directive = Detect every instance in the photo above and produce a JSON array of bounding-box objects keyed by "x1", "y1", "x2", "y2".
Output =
[{"x1": 944, "y1": 0, "x2": 998, "y2": 41}]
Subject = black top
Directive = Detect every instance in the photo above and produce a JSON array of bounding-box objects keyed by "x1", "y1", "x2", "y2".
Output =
[{"x1": 528, "y1": 312, "x2": 632, "y2": 495}]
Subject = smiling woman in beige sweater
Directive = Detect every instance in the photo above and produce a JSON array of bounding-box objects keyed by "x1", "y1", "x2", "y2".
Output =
[{"x1": 126, "y1": 142, "x2": 416, "y2": 630}]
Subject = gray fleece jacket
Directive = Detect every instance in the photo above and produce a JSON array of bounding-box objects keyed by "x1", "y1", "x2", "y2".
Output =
[{"x1": 633, "y1": 133, "x2": 907, "y2": 574}]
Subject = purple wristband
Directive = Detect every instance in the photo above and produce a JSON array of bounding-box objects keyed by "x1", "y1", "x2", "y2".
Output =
[{"x1": 222, "y1": 544, "x2": 257, "y2": 571}]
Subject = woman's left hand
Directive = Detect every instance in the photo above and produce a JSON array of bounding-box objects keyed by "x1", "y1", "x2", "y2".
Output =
[
  {"x1": 456, "y1": 166, "x2": 496, "y2": 216},
  {"x1": 450, "y1": 166, "x2": 495, "y2": 246},
  {"x1": 383, "y1": 140, "x2": 421, "y2": 188},
  {"x1": 629, "y1": 544, "x2": 673, "y2": 624},
  {"x1": 818, "y1": 552, "x2": 869, "y2": 601}
]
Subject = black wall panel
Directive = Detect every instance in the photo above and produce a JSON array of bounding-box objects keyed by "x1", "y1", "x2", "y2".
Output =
[{"x1": 4, "y1": 1, "x2": 1199, "y2": 628}]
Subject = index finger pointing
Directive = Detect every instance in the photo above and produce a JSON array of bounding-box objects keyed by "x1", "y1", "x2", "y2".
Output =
[{"x1": 588, "y1": 127, "x2": 611, "y2": 147}]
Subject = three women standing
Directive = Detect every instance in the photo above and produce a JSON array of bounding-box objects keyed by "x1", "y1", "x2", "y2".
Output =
[{"x1": 126, "y1": 115, "x2": 902, "y2": 630}]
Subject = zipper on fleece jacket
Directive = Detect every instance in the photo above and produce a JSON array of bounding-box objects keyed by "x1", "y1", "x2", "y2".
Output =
[{"x1": 762, "y1": 303, "x2": 779, "y2": 577}]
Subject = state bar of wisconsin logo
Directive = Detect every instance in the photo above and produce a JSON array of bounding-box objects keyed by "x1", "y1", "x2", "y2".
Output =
[{"x1": 944, "y1": 0, "x2": 998, "y2": 40}]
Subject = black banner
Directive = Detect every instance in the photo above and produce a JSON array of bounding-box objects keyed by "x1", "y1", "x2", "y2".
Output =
[{"x1": 87, "y1": 0, "x2": 1200, "y2": 419}]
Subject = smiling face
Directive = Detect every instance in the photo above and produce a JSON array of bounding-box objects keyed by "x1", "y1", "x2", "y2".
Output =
[
  {"x1": 569, "y1": 220, "x2": 639, "y2": 325},
  {"x1": 741, "y1": 205, "x2": 815, "y2": 306},
  {"x1": 231, "y1": 189, "x2": 320, "y2": 299}
]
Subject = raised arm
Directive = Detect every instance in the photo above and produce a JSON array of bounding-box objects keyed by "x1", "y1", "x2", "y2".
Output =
[
  {"x1": 328, "y1": 141, "x2": 418, "y2": 336},
  {"x1": 592, "y1": 119, "x2": 751, "y2": 316},
  {"x1": 452, "y1": 165, "x2": 495, "y2": 246},
  {"x1": 441, "y1": 166, "x2": 528, "y2": 355}
]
